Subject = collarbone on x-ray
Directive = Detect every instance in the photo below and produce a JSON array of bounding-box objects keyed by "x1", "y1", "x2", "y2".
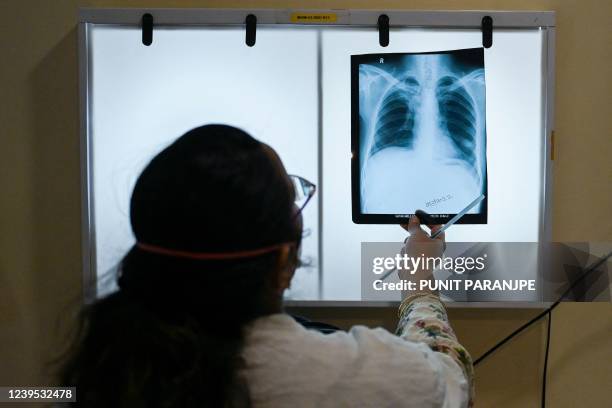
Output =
[{"x1": 356, "y1": 49, "x2": 487, "y2": 218}]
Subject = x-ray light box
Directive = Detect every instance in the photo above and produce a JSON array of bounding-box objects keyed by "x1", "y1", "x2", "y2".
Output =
[{"x1": 79, "y1": 9, "x2": 556, "y2": 307}]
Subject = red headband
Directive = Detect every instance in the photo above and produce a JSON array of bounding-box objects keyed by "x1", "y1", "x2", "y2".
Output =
[{"x1": 136, "y1": 241, "x2": 293, "y2": 260}]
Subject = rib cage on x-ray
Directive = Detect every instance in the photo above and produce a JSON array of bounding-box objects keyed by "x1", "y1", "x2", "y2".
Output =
[
  {"x1": 436, "y1": 75, "x2": 479, "y2": 169},
  {"x1": 369, "y1": 77, "x2": 419, "y2": 156},
  {"x1": 360, "y1": 56, "x2": 486, "y2": 188},
  {"x1": 356, "y1": 50, "x2": 487, "y2": 218}
]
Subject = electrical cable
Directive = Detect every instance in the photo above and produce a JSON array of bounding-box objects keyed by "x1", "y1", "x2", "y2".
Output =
[
  {"x1": 472, "y1": 250, "x2": 611, "y2": 407},
  {"x1": 474, "y1": 250, "x2": 611, "y2": 366},
  {"x1": 541, "y1": 310, "x2": 552, "y2": 408}
]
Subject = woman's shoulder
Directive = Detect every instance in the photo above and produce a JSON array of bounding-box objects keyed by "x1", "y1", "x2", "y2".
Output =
[{"x1": 242, "y1": 313, "x2": 446, "y2": 407}]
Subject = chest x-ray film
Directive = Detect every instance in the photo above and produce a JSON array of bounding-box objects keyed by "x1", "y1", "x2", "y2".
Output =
[{"x1": 351, "y1": 48, "x2": 488, "y2": 224}]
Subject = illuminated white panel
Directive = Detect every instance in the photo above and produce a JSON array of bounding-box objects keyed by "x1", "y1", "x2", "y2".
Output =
[
  {"x1": 89, "y1": 25, "x2": 547, "y2": 302},
  {"x1": 90, "y1": 26, "x2": 320, "y2": 299},
  {"x1": 321, "y1": 28, "x2": 544, "y2": 299}
]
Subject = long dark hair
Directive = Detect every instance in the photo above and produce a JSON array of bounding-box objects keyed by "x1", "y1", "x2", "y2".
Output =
[{"x1": 61, "y1": 125, "x2": 302, "y2": 407}]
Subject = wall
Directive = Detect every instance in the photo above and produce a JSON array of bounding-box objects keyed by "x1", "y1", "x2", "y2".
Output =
[{"x1": 0, "y1": 1, "x2": 610, "y2": 407}]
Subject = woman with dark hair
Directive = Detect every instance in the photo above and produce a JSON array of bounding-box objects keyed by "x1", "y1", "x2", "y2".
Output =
[{"x1": 61, "y1": 125, "x2": 474, "y2": 407}]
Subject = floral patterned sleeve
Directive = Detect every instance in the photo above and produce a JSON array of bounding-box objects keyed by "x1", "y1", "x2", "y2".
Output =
[{"x1": 396, "y1": 293, "x2": 475, "y2": 407}]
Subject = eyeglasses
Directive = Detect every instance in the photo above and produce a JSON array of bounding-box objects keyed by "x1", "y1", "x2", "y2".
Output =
[{"x1": 289, "y1": 174, "x2": 316, "y2": 217}]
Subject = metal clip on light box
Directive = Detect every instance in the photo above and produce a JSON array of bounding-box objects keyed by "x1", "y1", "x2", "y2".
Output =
[
  {"x1": 481, "y1": 16, "x2": 493, "y2": 48},
  {"x1": 141, "y1": 13, "x2": 153, "y2": 46},
  {"x1": 378, "y1": 14, "x2": 389, "y2": 47},
  {"x1": 245, "y1": 14, "x2": 257, "y2": 47}
]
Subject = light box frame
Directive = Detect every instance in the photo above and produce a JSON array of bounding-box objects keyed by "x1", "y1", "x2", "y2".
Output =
[{"x1": 78, "y1": 8, "x2": 556, "y2": 308}]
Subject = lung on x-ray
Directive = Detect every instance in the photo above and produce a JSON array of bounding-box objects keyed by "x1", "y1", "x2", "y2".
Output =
[{"x1": 351, "y1": 48, "x2": 488, "y2": 224}]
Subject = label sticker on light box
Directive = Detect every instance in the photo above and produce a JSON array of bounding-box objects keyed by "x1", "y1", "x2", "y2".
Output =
[{"x1": 290, "y1": 13, "x2": 337, "y2": 23}]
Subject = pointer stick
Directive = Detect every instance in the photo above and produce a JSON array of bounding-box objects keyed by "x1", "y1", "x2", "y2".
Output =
[
  {"x1": 430, "y1": 194, "x2": 485, "y2": 239},
  {"x1": 379, "y1": 194, "x2": 486, "y2": 281}
]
